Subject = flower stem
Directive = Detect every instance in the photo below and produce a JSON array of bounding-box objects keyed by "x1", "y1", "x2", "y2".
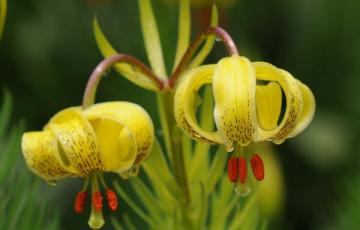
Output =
[
  {"x1": 156, "y1": 91, "x2": 191, "y2": 205},
  {"x1": 82, "y1": 54, "x2": 165, "y2": 109},
  {"x1": 169, "y1": 26, "x2": 239, "y2": 88}
]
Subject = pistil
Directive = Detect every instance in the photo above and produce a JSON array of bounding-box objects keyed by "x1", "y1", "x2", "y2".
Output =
[
  {"x1": 99, "y1": 173, "x2": 119, "y2": 212},
  {"x1": 88, "y1": 172, "x2": 105, "y2": 230}
]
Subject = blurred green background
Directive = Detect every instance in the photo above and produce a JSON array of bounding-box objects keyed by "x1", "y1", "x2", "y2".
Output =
[{"x1": 1, "y1": 0, "x2": 360, "y2": 229}]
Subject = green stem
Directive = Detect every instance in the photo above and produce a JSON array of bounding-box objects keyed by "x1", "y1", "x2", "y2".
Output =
[
  {"x1": 82, "y1": 54, "x2": 164, "y2": 109},
  {"x1": 156, "y1": 91, "x2": 191, "y2": 204},
  {"x1": 169, "y1": 26, "x2": 239, "y2": 88}
]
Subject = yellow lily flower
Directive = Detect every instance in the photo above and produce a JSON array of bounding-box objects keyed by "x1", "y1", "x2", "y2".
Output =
[
  {"x1": 174, "y1": 55, "x2": 315, "y2": 187},
  {"x1": 22, "y1": 101, "x2": 154, "y2": 229}
]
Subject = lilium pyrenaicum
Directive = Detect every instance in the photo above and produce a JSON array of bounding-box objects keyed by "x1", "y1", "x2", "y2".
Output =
[
  {"x1": 174, "y1": 55, "x2": 315, "y2": 190},
  {"x1": 22, "y1": 101, "x2": 154, "y2": 229}
]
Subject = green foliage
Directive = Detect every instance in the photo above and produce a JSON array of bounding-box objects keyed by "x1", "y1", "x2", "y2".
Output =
[{"x1": 0, "y1": 91, "x2": 61, "y2": 230}]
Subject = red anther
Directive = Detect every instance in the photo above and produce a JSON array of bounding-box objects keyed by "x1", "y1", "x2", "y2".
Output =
[
  {"x1": 92, "y1": 192, "x2": 103, "y2": 212},
  {"x1": 106, "y1": 189, "x2": 119, "y2": 211},
  {"x1": 74, "y1": 191, "x2": 87, "y2": 214},
  {"x1": 250, "y1": 154, "x2": 265, "y2": 181},
  {"x1": 227, "y1": 157, "x2": 238, "y2": 183},
  {"x1": 239, "y1": 157, "x2": 247, "y2": 184}
]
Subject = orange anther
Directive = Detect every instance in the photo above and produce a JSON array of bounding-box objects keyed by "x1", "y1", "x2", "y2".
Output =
[
  {"x1": 106, "y1": 189, "x2": 118, "y2": 211},
  {"x1": 74, "y1": 191, "x2": 87, "y2": 214},
  {"x1": 228, "y1": 157, "x2": 238, "y2": 183},
  {"x1": 239, "y1": 157, "x2": 247, "y2": 184},
  {"x1": 250, "y1": 154, "x2": 265, "y2": 181}
]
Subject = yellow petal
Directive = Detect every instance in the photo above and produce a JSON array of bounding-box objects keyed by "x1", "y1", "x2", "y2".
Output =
[
  {"x1": 93, "y1": 18, "x2": 159, "y2": 91},
  {"x1": 89, "y1": 117, "x2": 137, "y2": 173},
  {"x1": 288, "y1": 80, "x2": 315, "y2": 137},
  {"x1": 138, "y1": 0, "x2": 167, "y2": 77},
  {"x1": 174, "y1": 65, "x2": 223, "y2": 145},
  {"x1": 21, "y1": 131, "x2": 70, "y2": 181},
  {"x1": 212, "y1": 56, "x2": 257, "y2": 150},
  {"x1": 256, "y1": 82, "x2": 282, "y2": 130},
  {"x1": 173, "y1": 0, "x2": 190, "y2": 70},
  {"x1": 46, "y1": 109, "x2": 104, "y2": 176},
  {"x1": 253, "y1": 62, "x2": 303, "y2": 144},
  {"x1": 84, "y1": 102, "x2": 154, "y2": 168}
]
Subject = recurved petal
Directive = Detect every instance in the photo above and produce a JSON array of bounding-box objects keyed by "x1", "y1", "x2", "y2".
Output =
[
  {"x1": 256, "y1": 82, "x2": 282, "y2": 131},
  {"x1": 253, "y1": 62, "x2": 303, "y2": 144},
  {"x1": 89, "y1": 117, "x2": 137, "y2": 173},
  {"x1": 46, "y1": 109, "x2": 104, "y2": 176},
  {"x1": 212, "y1": 56, "x2": 257, "y2": 150},
  {"x1": 288, "y1": 80, "x2": 315, "y2": 137},
  {"x1": 21, "y1": 131, "x2": 70, "y2": 181},
  {"x1": 84, "y1": 102, "x2": 154, "y2": 168},
  {"x1": 174, "y1": 65, "x2": 223, "y2": 145}
]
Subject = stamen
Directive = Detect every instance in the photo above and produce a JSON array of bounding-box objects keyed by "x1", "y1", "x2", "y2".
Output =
[
  {"x1": 239, "y1": 157, "x2": 247, "y2": 184},
  {"x1": 227, "y1": 157, "x2": 238, "y2": 183},
  {"x1": 250, "y1": 154, "x2": 265, "y2": 181},
  {"x1": 92, "y1": 191, "x2": 103, "y2": 212},
  {"x1": 106, "y1": 189, "x2": 119, "y2": 211},
  {"x1": 99, "y1": 173, "x2": 119, "y2": 212},
  {"x1": 74, "y1": 191, "x2": 87, "y2": 214}
]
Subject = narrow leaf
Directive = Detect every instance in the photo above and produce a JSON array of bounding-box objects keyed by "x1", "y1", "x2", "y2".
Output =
[
  {"x1": 173, "y1": 0, "x2": 190, "y2": 70},
  {"x1": 205, "y1": 146, "x2": 227, "y2": 194},
  {"x1": 111, "y1": 217, "x2": 126, "y2": 230},
  {"x1": 138, "y1": 0, "x2": 167, "y2": 77},
  {"x1": 130, "y1": 177, "x2": 167, "y2": 214},
  {"x1": 113, "y1": 182, "x2": 157, "y2": 227},
  {"x1": 142, "y1": 139, "x2": 178, "y2": 197},
  {"x1": 93, "y1": 17, "x2": 159, "y2": 91},
  {"x1": 189, "y1": 4, "x2": 219, "y2": 68},
  {"x1": 190, "y1": 85, "x2": 214, "y2": 182},
  {"x1": 123, "y1": 214, "x2": 137, "y2": 230},
  {"x1": 0, "y1": 89, "x2": 12, "y2": 138}
]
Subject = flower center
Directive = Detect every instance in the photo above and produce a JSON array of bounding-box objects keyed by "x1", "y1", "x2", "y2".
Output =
[
  {"x1": 73, "y1": 172, "x2": 119, "y2": 229},
  {"x1": 226, "y1": 145, "x2": 265, "y2": 196}
]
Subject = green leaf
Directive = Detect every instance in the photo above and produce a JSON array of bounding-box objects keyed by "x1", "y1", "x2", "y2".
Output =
[
  {"x1": 93, "y1": 17, "x2": 159, "y2": 91},
  {"x1": 123, "y1": 214, "x2": 137, "y2": 230},
  {"x1": 111, "y1": 217, "x2": 127, "y2": 230},
  {"x1": 138, "y1": 0, "x2": 167, "y2": 77},
  {"x1": 0, "y1": 123, "x2": 23, "y2": 184},
  {"x1": 0, "y1": 89, "x2": 12, "y2": 138},
  {"x1": 189, "y1": 4, "x2": 219, "y2": 68},
  {"x1": 190, "y1": 85, "x2": 214, "y2": 182},
  {"x1": 130, "y1": 177, "x2": 168, "y2": 216},
  {"x1": 0, "y1": 0, "x2": 6, "y2": 40},
  {"x1": 113, "y1": 181, "x2": 157, "y2": 227},
  {"x1": 0, "y1": 90, "x2": 60, "y2": 229},
  {"x1": 205, "y1": 146, "x2": 227, "y2": 194},
  {"x1": 173, "y1": 0, "x2": 190, "y2": 71}
]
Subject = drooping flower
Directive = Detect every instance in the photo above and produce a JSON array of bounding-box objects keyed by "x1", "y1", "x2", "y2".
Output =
[
  {"x1": 174, "y1": 55, "x2": 315, "y2": 188},
  {"x1": 22, "y1": 101, "x2": 154, "y2": 229}
]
